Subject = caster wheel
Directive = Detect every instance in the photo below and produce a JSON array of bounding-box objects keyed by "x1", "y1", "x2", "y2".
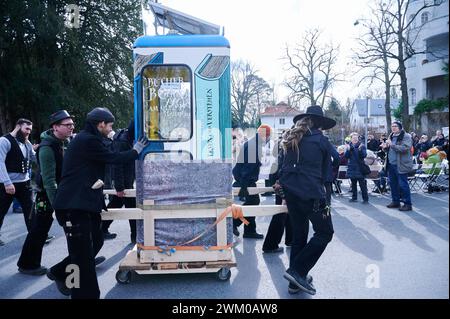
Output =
[
  {"x1": 216, "y1": 267, "x2": 231, "y2": 281},
  {"x1": 116, "y1": 270, "x2": 131, "y2": 284}
]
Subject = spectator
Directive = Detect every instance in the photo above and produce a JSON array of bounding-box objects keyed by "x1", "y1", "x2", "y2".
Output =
[
  {"x1": 431, "y1": 130, "x2": 446, "y2": 148},
  {"x1": 345, "y1": 132, "x2": 369, "y2": 204},
  {"x1": 367, "y1": 134, "x2": 380, "y2": 152}
]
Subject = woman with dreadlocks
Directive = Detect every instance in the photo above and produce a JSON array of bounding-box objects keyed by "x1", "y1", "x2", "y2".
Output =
[{"x1": 278, "y1": 105, "x2": 336, "y2": 295}]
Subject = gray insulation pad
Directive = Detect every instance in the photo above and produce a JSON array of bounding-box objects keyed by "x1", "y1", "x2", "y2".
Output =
[
  {"x1": 136, "y1": 161, "x2": 232, "y2": 205},
  {"x1": 136, "y1": 217, "x2": 233, "y2": 247}
]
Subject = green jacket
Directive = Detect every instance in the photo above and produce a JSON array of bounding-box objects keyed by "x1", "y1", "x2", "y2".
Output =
[{"x1": 38, "y1": 130, "x2": 70, "y2": 206}]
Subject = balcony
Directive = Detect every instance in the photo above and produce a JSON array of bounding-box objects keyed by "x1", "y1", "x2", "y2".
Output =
[{"x1": 421, "y1": 58, "x2": 448, "y2": 78}]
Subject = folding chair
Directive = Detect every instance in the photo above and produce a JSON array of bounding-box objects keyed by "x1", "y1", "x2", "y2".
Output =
[
  {"x1": 367, "y1": 165, "x2": 384, "y2": 195},
  {"x1": 334, "y1": 165, "x2": 348, "y2": 195},
  {"x1": 407, "y1": 164, "x2": 421, "y2": 192}
]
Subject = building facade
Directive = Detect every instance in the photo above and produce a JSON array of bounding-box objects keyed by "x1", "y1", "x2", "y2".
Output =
[
  {"x1": 350, "y1": 99, "x2": 400, "y2": 134},
  {"x1": 260, "y1": 101, "x2": 300, "y2": 137},
  {"x1": 405, "y1": 0, "x2": 449, "y2": 116}
]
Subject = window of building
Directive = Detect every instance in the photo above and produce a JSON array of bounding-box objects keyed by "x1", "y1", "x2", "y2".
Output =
[
  {"x1": 421, "y1": 12, "x2": 429, "y2": 25},
  {"x1": 141, "y1": 64, "x2": 192, "y2": 141},
  {"x1": 409, "y1": 88, "x2": 417, "y2": 106},
  {"x1": 279, "y1": 118, "x2": 285, "y2": 125}
]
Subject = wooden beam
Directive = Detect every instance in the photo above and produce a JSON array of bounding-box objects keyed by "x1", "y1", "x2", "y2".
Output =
[{"x1": 101, "y1": 208, "x2": 143, "y2": 220}]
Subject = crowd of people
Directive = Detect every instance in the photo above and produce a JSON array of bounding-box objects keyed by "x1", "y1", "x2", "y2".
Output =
[
  {"x1": 0, "y1": 108, "x2": 148, "y2": 299},
  {"x1": 1, "y1": 105, "x2": 448, "y2": 298}
]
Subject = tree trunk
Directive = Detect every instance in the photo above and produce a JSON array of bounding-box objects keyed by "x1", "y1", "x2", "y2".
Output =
[
  {"x1": 397, "y1": 25, "x2": 410, "y2": 130},
  {"x1": 383, "y1": 57, "x2": 392, "y2": 132}
]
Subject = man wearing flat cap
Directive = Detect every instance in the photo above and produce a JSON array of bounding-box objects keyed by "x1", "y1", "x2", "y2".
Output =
[
  {"x1": 17, "y1": 110, "x2": 78, "y2": 276},
  {"x1": 47, "y1": 107, "x2": 148, "y2": 299}
]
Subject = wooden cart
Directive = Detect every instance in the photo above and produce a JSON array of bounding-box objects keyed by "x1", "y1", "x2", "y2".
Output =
[{"x1": 102, "y1": 187, "x2": 286, "y2": 284}]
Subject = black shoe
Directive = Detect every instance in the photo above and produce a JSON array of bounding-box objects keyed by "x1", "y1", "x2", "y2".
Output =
[
  {"x1": 0, "y1": 239, "x2": 4, "y2": 246},
  {"x1": 95, "y1": 256, "x2": 106, "y2": 266},
  {"x1": 263, "y1": 247, "x2": 284, "y2": 254},
  {"x1": 13, "y1": 208, "x2": 23, "y2": 214},
  {"x1": 288, "y1": 275, "x2": 314, "y2": 294},
  {"x1": 232, "y1": 227, "x2": 240, "y2": 237},
  {"x1": 387, "y1": 202, "x2": 400, "y2": 208},
  {"x1": 18, "y1": 266, "x2": 47, "y2": 276},
  {"x1": 45, "y1": 235, "x2": 55, "y2": 245},
  {"x1": 362, "y1": 200, "x2": 369, "y2": 204},
  {"x1": 243, "y1": 232, "x2": 264, "y2": 239},
  {"x1": 46, "y1": 269, "x2": 71, "y2": 296},
  {"x1": 399, "y1": 204, "x2": 412, "y2": 211},
  {"x1": 103, "y1": 231, "x2": 117, "y2": 240},
  {"x1": 283, "y1": 268, "x2": 316, "y2": 295},
  {"x1": 348, "y1": 198, "x2": 357, "y2": 202}
]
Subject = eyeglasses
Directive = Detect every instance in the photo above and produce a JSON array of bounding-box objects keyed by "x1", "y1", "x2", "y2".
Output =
[{"x1": 59, "y1": 123, "x2": 75, "y2": 128}]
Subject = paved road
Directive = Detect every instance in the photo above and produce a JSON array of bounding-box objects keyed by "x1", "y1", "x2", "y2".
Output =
[{"x1": 0, "y1": 188, "x2": 448, "y2": 299}]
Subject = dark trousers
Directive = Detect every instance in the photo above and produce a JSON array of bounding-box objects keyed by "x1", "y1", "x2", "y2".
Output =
[
  {"x1": 387, "y1": 163, "x2": 412, "y2": 205},
  {"x1": 263, "y1": 195, "x2": 293, "y2": 250},
  {"x1": 324, "y1": 182, "x2": 333, "y2": 205},
  {"x1": 285, "y1": 191, "x2": 334, "y2": 277},
  {"x1": 52, "y1": 209, "x2": 104, "y2": 299},
  {"x1": 233, "y1": 192, "x2": 260, "y2": 234},
  {"x1": 0, "y1": 181, "x2": 33, "y2": 232},
  {"x1": 350, "y1": 178, "x2": 369, "y2": 201},
  {"x1": 102, "y1": 195, "x2": 136, "y2": 239},
  {"x1": 17, "y1": 192, "x2": 54, "y2": 270}
]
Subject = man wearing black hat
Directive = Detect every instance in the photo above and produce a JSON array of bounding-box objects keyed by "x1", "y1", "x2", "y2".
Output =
[
  {"x1": 381, "y1": 120, "x2": 413, "y2": 211},
  {"x1": 46, "y1": 107, "x2": 148, "y2": 299},
  {"x1": 16, "y1": 110, "x2": 76, "y2": 275},
  {"x1": 279, "y1": 105, "x2": 335, "y2": 295}
]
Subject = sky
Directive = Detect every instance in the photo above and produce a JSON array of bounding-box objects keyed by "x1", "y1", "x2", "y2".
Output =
[{"x1": 143, "y1": 0, "x2": 376, "y2": 108}]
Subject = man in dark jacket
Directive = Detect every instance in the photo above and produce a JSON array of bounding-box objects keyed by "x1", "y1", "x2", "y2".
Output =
[
  {"x1": 47, "y1": 107, "x2": 148, "y2": 299},
  {"x1": 232, "y1": 125, "x2": 271, "y2": 239},
  {"x1": 101, "y1": 120, "x2": 137, "y2": 243}
]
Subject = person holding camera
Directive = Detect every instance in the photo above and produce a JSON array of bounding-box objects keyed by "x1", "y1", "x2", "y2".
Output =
[{"x1": 344, "y1": 132, "x2": 369, "y2": 204}]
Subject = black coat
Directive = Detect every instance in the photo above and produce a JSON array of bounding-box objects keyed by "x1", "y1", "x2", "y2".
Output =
[
  {"x1": 112, "y1": 129, "x2": 135, "y2": 191},
  {"x1": 232, "y1": 134, "x2": 263, "y2": 188},
  {"x1": 279, "y1": 129, "x2": 332, "y2": 200},
  {"x1": 53, "y1": 122, "x2": 138, "y2": 214}
]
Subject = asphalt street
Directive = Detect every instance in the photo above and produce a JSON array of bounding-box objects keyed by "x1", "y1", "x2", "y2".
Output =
[{"x1": 0, "y1": 188, "x2": 448, "y2": 299}]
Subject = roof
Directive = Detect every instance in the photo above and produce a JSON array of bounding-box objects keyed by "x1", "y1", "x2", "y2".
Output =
[
  {"x1": 353, "y1": 99, "x2": 400, "y2": 116},
  {"x1": 261, "y1": 102, "x2": 301, "y2": 116},
  {"x1": 133, "y1": 35, "x2": 230, "y2": 48}
]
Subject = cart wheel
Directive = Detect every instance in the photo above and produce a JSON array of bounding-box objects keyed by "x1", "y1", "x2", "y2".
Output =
[
  {"x1": 216, "y1": 267, "x2": 231, "y2": 281},
  {"x1": 116, "y1": 270, "x2": 131, "y2": 284}
]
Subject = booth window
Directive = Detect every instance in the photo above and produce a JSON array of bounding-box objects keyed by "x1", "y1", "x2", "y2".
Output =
[{"x1": 142, "y1": 65, "x2": 192, "y2": 141}]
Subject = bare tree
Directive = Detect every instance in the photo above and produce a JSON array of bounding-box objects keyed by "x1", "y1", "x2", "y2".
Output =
[
  {"x1": 231, "y1": 60, "x2": 272, "y2": 128},
  {"x1": 380, "y1": 0, "x2": 444, "y2": 130},
  {"x1": 283, "y1": 29, "x2": 341, "y2": 108},
  {"x1": 354, "y1": 0, "x2": 399, "y2": 131}
]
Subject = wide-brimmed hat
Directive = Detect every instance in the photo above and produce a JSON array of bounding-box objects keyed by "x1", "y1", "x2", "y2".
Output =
[
  {"x1": 293, "y1": 105, "x2": 336, "y2": 130},
  {"x1": 49, "y1": 110, "x2": 73, "y2": 127}
]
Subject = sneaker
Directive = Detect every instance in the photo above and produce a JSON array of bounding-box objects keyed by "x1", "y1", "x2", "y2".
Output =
[
  {"x1": 18, "y1": 266, "x2": 47, "y2": 276},
  {"x1": 399, "y1": 204, "x2": 412, "y2": 211},
  {"x1": 95, "y1": 256, "x2": 106, "y2": 266},
  {"x1": 283, "y1": 268, "x2": 316, "y2": 295},
  {"x1": 232, "y1": 227, "x2": 240, "y2": 237},
  {"x1": 103, "y1": 232, "x2": 117, "y2": 240},
  {"x1": 45, "y1": 235, "x2": 55, "y2": 244},
  {"x1": 46, "y1": 269, "x2": 71, "y2": 296},
  {"x1": 288, "y1": 275, "x2": 314, "y2": 294},
  {"x1": 243, "y1": 232, "x2": 264, "y2": 239},
  {"x1": 387, "y1": 202, "x2": 400, "y2": 208},
  {"x1": 263, "y1": 247, "x2": 284, "y2": 254}
]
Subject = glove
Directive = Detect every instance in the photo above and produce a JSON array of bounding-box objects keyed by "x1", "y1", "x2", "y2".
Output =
[
  {"x1": 238, "y1": 186, "x2": 249, "y2": 200},
  {"x1": 133, "y1": 137, "x2": 149, "y2": 154}
]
